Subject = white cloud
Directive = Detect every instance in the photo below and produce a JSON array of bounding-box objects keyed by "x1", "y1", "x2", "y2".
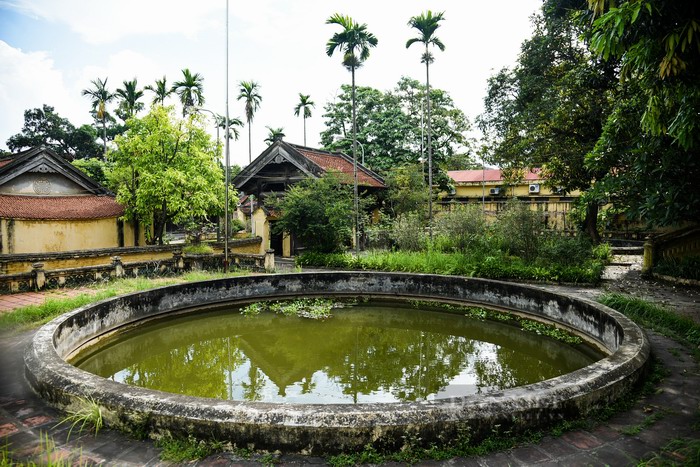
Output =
[
  {"x1": 0, "y1": 40, "x2": 86, "y2": 150},
  {"x1": 4, "y1": 0, "x2": 224, "y2": 44}
]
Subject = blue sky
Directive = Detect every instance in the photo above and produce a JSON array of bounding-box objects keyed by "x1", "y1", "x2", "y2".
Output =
[{"x1": 0, "y1": 0, "x2": 541, "y2": 167}]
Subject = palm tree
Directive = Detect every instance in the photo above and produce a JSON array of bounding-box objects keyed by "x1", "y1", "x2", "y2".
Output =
[
  {"x1": 145, "y1": 76, "x2": 173, "y2": 106},
  {"x1": 407, "y1": 10, "x2": 446, "y2": 240},
  {"x1": 237, "y1": 80, "x2": 262, "y2": 163},
  {"x1": 293, "y1": 93, "x2": 315, "y2": 146},
  {"x1": 326, "y1": 13, "x2": 378, "y2": 255},
  {"x1": 172, "y1": 68, "x2": 205, "y2": 116},
  {"x1": 81, "y1": 77, "x2": 115, "y2": 158},
  {"x1": 216, "y1": 114, "x2": 244, "y2": 142},
  {"x1": 264, "y1": 126, "x2": 286, "y2": 145},
  {"x1": 115, "y1": 78, "x2": 144, "y2": 121}
]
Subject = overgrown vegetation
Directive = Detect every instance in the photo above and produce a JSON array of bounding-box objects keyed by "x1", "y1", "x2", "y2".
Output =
[
  {"x1": 298, "y1": 200, "x2": 610, "y2": 284},
  {"x1": 654, "y1": 256, "x2": 700, "y2": 281},
  {"x1": 182, "y1": 243, "x2": 215, "y2": 255},
  {"x1": 241, "y1": 298, "x2": 359, "y2": 320},
  {"x1": 409, "y1": 301, "x2": 583, "y2": 344},
  {"x1": 155, "y1": 434, "x2": 224, "y2": 462},
  {"x1": 599, "y1": 293, "x2": 700, "y2": 358},
  {"x1": 1, "y1": 432, "x2": 84, "y2": 466},
  {"x1": 0, "y1": 270, "x2": 248, "y2": 331}
]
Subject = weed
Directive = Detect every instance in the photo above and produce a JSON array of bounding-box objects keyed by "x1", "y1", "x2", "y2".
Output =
[
  {"x1": 620, "y1": 410, "x2": 668, "y2": 436},
  {"x1": 241, "y1": 298, "x2": 336, "y2": 320},
  {"x1": 182, "y1": 243, "x2": 215, "y2": 255},
  {"x1": 54, "y1": 396, "x2": 103, "y2": 439},
  {"x1": 156, "y1": 434, "x2": 221, "y2": 462},
  {"x1": 599, "y1": 293, "x2": 700, "y2": 358}
]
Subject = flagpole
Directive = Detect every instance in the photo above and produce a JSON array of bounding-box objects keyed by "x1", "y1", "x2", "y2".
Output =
[{"x1": 224, "y1": 0, "x2": 230, "y2": 270}]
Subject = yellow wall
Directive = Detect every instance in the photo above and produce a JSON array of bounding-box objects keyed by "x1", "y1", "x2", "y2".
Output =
[
  {"x1": 0, "y1": 217, "x2": 145, "y2": 254},
  {"x1": 453, "y1": 181, "x2": 580, "y2": 198},
  {"x1": 440, "y1": 200, "x2": 578, "y2": 231},
  {"x1": 252, "y1": 208, "x2": 269, "y2": 253},
  {"x1": 3, "y1": 218, "x2": 117, "y2": 254}
]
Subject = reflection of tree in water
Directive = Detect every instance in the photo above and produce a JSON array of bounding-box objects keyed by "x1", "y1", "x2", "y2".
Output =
[
  {"x1": 473, "y1": 345, "x2": 563, "y2": 393},
  {"x1": 122, "y1": 338, "x2": 246, "y2": 400},
  {"x1": 242, "y1": 364, "x2": 266, "y2": 400},
  {"x1": 325, "y1": 327, "x2": 477, "y2": 401}
]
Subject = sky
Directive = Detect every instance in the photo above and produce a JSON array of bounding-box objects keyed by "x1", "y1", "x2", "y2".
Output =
[{"x1": 0, "y1": 0, "x2": 542, "y2": 168}]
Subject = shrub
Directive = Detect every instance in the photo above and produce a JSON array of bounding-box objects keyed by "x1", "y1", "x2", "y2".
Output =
[
  {"x1": 434, "y1": 204, "x2": 487, "y2": 253},
  {"x1": 230, "y1": 218, "x2": 246, "y2": 233},
  {"x1": 538, "y1": 234, "x2": 594, "y2": 266},
  {"x1": 654, "y1": 256, "x2": 700, "y2": 281},
  {"x1": 390, "y1": 212, "x2": 427, "y2": 252},
  {"x1": 495, "y1": 200, "x2": 544, "y2": 262}
]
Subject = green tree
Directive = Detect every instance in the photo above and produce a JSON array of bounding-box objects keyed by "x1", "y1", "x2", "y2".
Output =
[
  {"x1": 82, "y1": 77, "x2": 115, "y2": 158},
  {"x1": 115, "y1": 78, "x2": 144, "y2": 122},
  {"x1": 320, "y1": 78, "x2": 472, "y2": 181},
  {"x1": 6, "y1": 105, "x2": 102, "y2": 159},
  {"x1": 71, "y1": 157, "x2": 111, "y2": 187},
  {"x1": 269, "y1": 173, "x2": 355, "y2": 253},
  {"x1": 264, "y1": 126, "x2": 285, "y2": 145},
  {"x1": 111, "y1": 106, "x2": 227, "y2": 245},
  {"x1": 172, "y1": 68, "x2": 205, "y2": 117},
  {"x1": 407, "y1": 10, "x2": 446, "y2": 238},
  {"x1": 293, "y1": 93, "x2": 315, "y2": 146},
  {"x1": 145, "y1": 76, "x2": 173, "y2": 106},
  {"x1": 581, "y1": 0, "x2": 700, "y2": 226},
  {"x1": 384, "y1": 163, "x2": 428, "y2": 217},
  {"x1": 478, "y1": 3, "x2": 616, "y2": 241},
  {"x1": 326, "y1": 13, "x2": 378, "y2": 255},
  {"x1": 237, "y1": 80, "x2": 262, "y2": 164}
]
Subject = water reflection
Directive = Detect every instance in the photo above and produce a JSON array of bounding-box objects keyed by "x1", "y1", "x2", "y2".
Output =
[{"x1": 74, "y1": 303, "x2": 601, "y2": 404}]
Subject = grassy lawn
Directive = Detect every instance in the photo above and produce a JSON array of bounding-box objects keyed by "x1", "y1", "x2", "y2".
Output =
[{"x1": 0, "y1": 270, "x2": 248, "y2": 331}]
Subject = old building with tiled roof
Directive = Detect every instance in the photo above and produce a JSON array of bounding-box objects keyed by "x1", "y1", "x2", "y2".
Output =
[
  {"x1": 233, "y1": 139, "x2": 385, "y2": 256},
  {"x1": 0, "y1": 146, "x2": 142, "y2": 254}
]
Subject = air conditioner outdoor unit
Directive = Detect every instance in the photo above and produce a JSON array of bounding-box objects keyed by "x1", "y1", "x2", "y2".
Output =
[
  {"x1": 529, "y1": 184, "x2": 540, "y2": 194},
  {"x1": 489, "y1": 187, "x2": 500, "y2": 195}
]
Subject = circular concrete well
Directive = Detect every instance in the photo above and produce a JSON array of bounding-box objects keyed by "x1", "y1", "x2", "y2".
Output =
[{"x1": 25, "y1": 272, "x2": 649, "y2": 454}]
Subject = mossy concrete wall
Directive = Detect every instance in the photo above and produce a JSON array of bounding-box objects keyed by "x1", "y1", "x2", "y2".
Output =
[{"x1": 25, "y1": 272, "x2": 649, "y2": 455}]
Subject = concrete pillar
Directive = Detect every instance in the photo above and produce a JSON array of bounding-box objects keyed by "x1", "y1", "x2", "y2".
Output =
[
  {"x1": 32, "y1": 262, "x2": 46, "y2": 290},
  {"x1": 264, "y1": 249, "x2": 275, "y2": 273},
  {"x1": 111, "y1": 256, "x2": 124, "y2": 278},
  {"x1": 173, "y1": 250, "x2": 184, "y2": 271},
  {"x1": 642, "y1": 238, "x2": 655, "y2": 276}
]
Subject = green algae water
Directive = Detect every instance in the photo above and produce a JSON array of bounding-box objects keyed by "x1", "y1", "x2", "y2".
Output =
[{"x1": 72, "y1": 301, "x2": 603, "y2": 404}]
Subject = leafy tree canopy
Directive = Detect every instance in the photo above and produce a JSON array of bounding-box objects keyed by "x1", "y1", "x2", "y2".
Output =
[
  {"x1": 6, "y1": 105, "x2": 103, "y2": 159},
  {"x1": 581, "y1": 0, "x2": 700, "y2": 226},
  {"x1": 110, "y1": 106, "x2": 230, "y2": 244},
  {"x1": 320, "y1": 77, "x2": 473, "y2": 181},
  {"x1": 478, "y1": 2, "x2": 617, "y2": 240},
  {"x1": 269, "y1": 172, "x2": 358, "y2": 253}
]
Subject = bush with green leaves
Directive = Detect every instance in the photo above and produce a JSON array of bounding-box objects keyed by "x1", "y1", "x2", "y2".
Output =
[
  {"x1": 390, "y1": 212, "x2": 427, "y2": 252},
  {"x1": 434, "y1": 204, "x2": 487, "y2": 253},
  {"x1": 654, "y1": 256, "x2": 700, "y2": 281},
  {"x1": 495, "y1": 200, "x2": 544, "y2": 262},
  {"x1": 268, "y1": 172, "x2": 358, "y2": 253}
]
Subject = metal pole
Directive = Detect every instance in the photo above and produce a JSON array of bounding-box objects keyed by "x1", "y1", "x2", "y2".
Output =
[
  {"x1": 426, "y1": 55, "x2": 433, "y2": 242},
  {"x1": 352, "y1": 68, "x2": 359, "y2": 256},
  {"x1": 224, "y1": 0, "x2": 230, "y2": 270}
]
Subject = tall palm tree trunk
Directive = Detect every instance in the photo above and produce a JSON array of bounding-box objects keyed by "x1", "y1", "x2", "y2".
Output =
[
  {"x1": 351, "y1": 67, "x2": 359, "y2": 255},
  {"x1": 101, "y1": 117, "x2": 107, "y2": 159},
  {"x1": 303, "y1": 116, "x2": 307, "y2": 146},
  {"x1": 248, "y1": 120, "x2": 252, "y2": 163},
  {"x1": 426, "y1": 53, "x2": 433, "y2": 241}
]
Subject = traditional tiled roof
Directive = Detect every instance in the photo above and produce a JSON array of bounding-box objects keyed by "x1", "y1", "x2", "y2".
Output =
[
  {"x1": 449, "y1": 168, "x2": 542, "y2": 184},
  {"x1": 292, "y1": 145, "x2": 385, "y2": 188},
  {"x1": 0, "y1": 195, "x2": 124, "y2": 220}
]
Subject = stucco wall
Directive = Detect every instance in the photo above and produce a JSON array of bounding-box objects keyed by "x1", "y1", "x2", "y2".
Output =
[{"x1": 2, "y1": 217, "x2": 121, "y2": 254}]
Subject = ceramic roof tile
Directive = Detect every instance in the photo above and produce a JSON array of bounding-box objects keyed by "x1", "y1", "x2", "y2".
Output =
[
  {"x1": 295, "y1": 147, "x2": 384, "y2": 188},
  {"x1": 0, "y1": 195, "x2": 124, "y2": 220},
  {"x1": 449, "y1": 168, "x2": 542, "y2": 183}
]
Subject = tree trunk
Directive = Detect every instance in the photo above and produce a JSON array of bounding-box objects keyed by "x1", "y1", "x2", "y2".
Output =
[
  {"x1": 584, "y1": 201, "x2": 601, "y2": 244},
  {"x1": 426, "y1": 52, "x2": 433, "y2": 241}
]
